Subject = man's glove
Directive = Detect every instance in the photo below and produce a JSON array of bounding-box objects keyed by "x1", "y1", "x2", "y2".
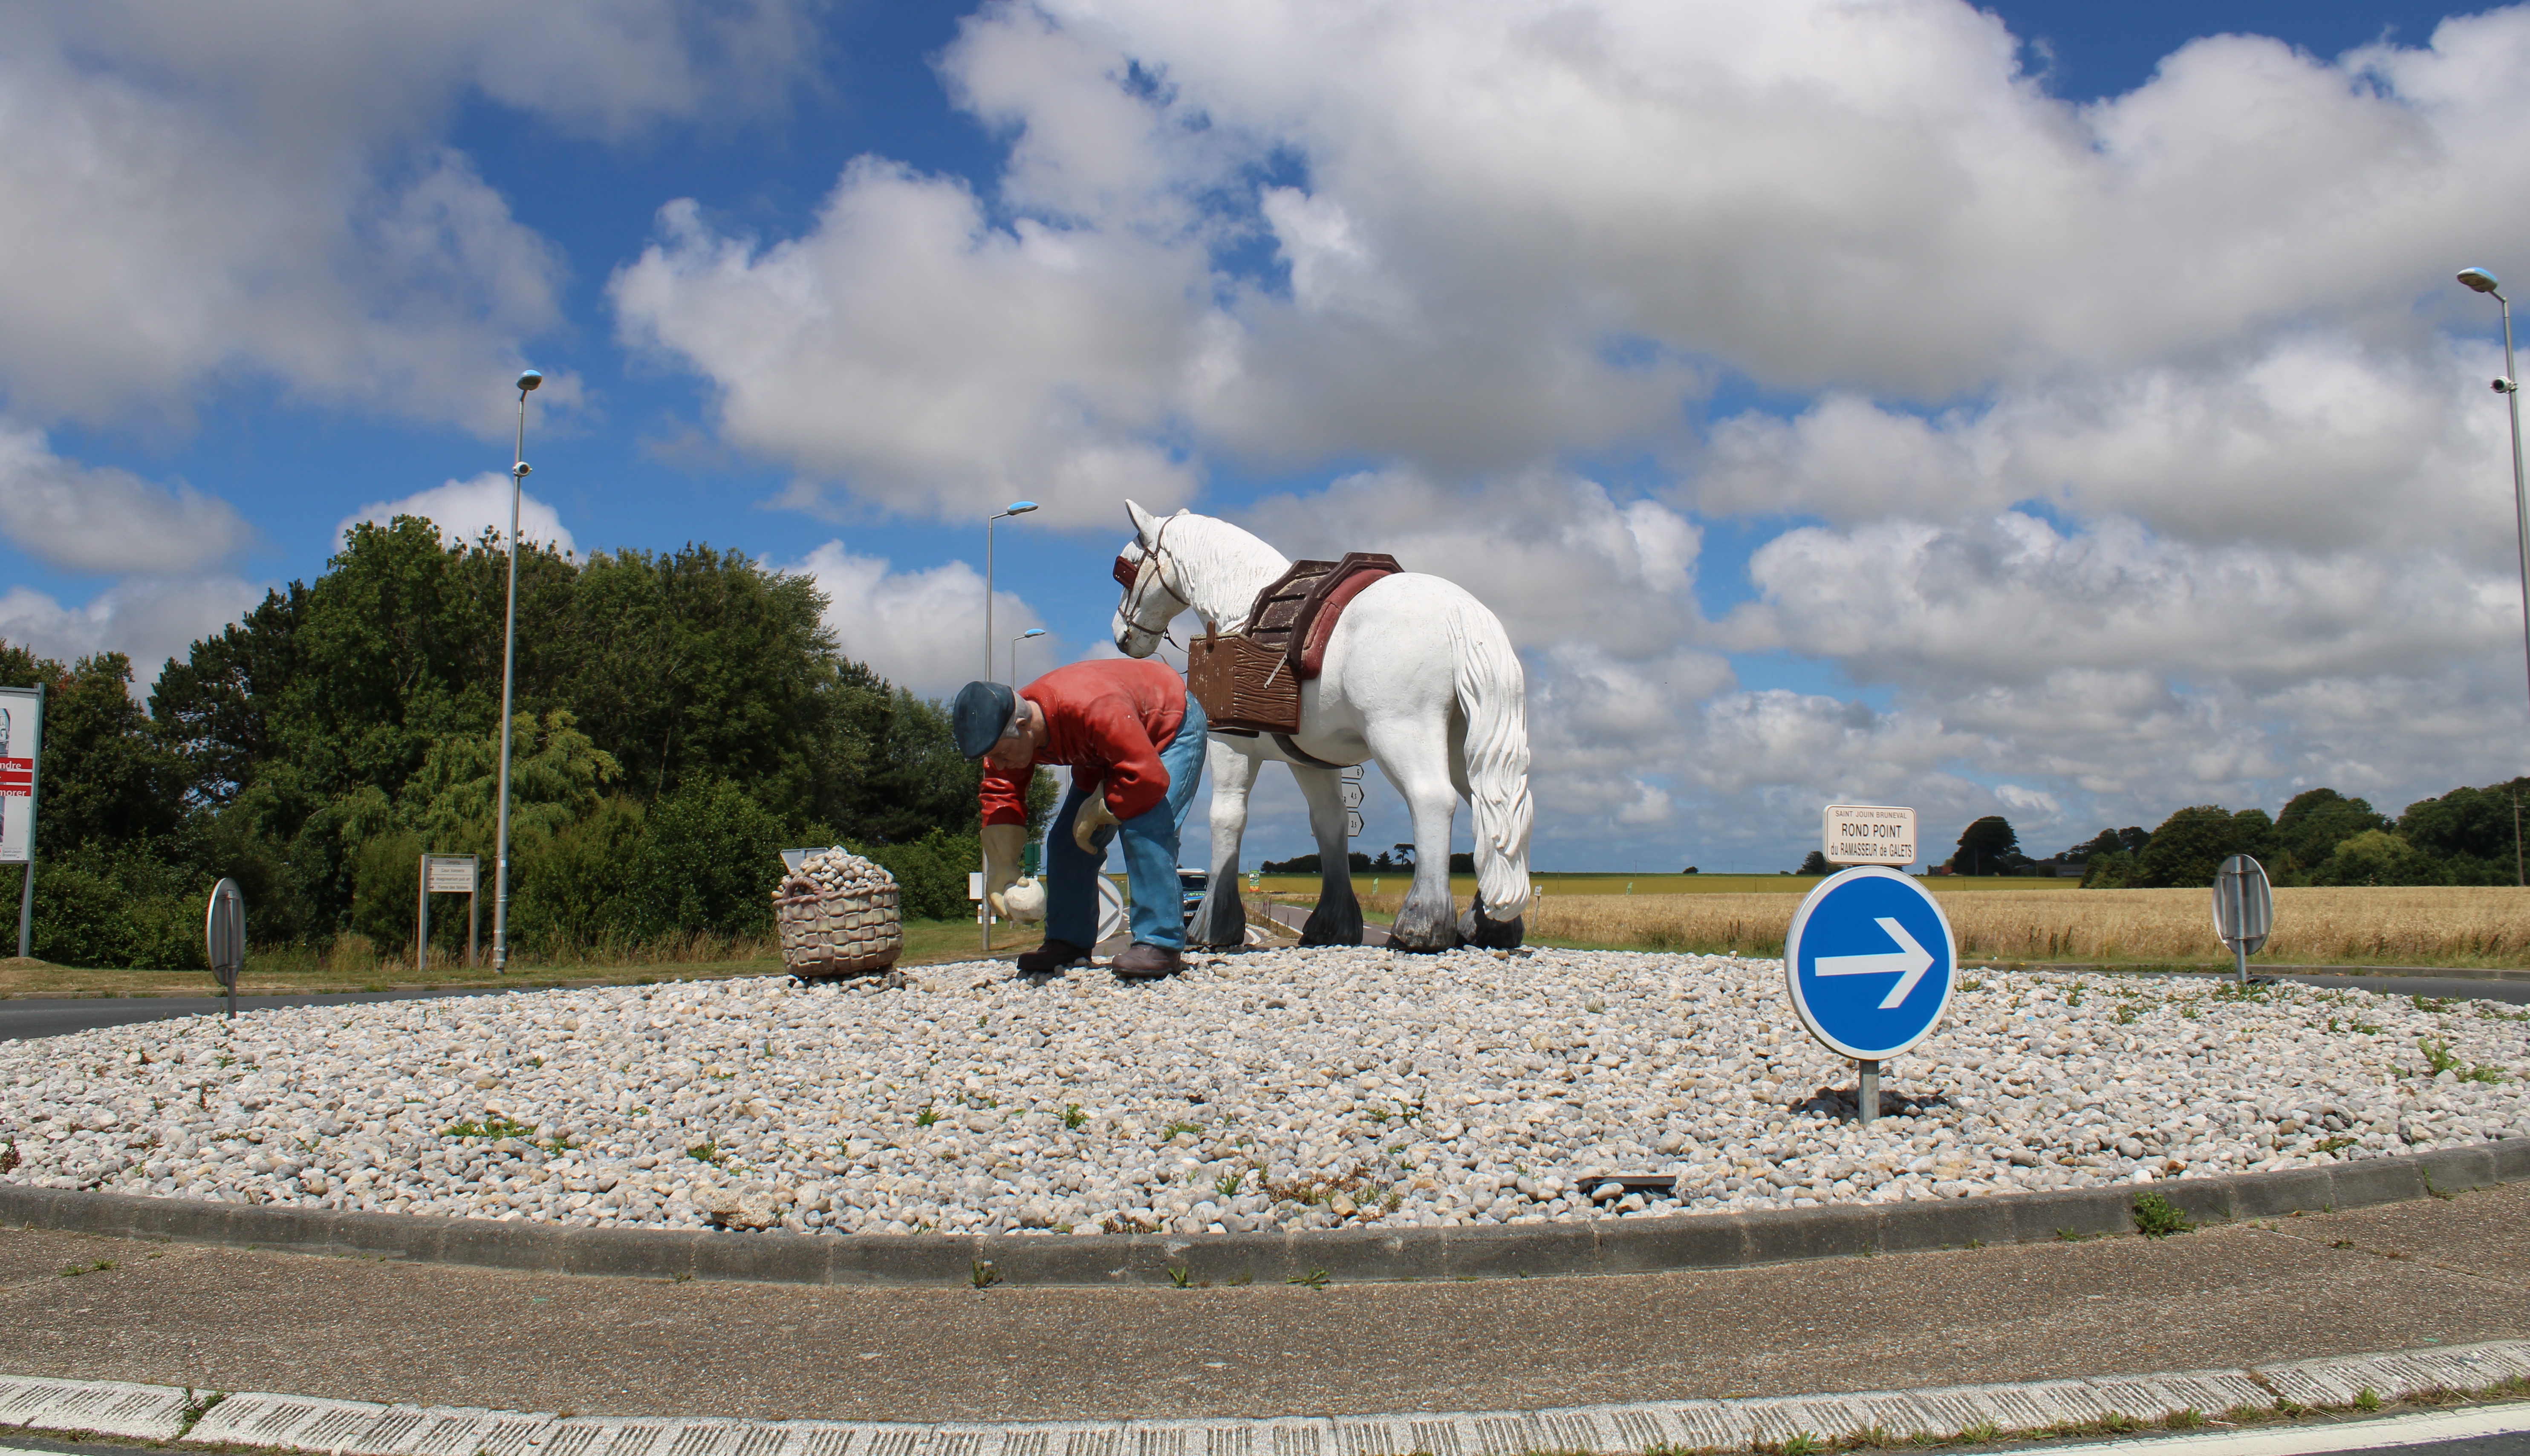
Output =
[
  {"x1": 982, "y1": 822, "x2": 1027, "y2": 916},
  {"x1": 1072, "y1": 784, "x2": 1121, "y2": 854}
]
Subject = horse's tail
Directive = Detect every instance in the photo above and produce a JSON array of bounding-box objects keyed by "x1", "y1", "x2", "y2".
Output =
[{"x1": 1447, "y1": 597, "x2": 1533, "y2": 918}]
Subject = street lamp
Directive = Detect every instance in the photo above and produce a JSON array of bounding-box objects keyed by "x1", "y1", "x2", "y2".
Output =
[
  {"x1": 984, "y1": 501, "x2": 1038, "y2": 681},
  {"x1": 982, "y1": 500, "x2": 1037, "y2": 953},
  {"x1": 491, "y1": 368, "x2": 541, "y2": 974},
  {"x1": 2458, "y1": 268, "x2": 2530, "y2": 715},
  {"x1": 1010, "y1": 627, "x2": 1046, "y2": 687}
]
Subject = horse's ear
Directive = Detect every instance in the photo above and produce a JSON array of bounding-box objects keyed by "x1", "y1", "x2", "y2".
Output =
[{"x1": 1125, "y1": 499, "x2": 1161, "y2": 544}]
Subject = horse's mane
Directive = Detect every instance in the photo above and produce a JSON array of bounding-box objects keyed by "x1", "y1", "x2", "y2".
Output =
[{"x1": 1151, "y1": 512, "x2": 1291, "y2": 633}]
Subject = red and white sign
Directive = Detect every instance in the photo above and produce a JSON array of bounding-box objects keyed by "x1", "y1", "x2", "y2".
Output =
[{"x1": 0, "y1": 686, "x2": 40, "y2": 864}]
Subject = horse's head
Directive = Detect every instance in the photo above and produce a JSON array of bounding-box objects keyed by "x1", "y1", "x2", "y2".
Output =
[{"x1": 1111, "y1": 500, "x2": 1190, "y2": 657}]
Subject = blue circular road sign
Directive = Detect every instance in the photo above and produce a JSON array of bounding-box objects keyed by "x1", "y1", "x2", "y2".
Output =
[{"x1": 1784, "y1": 866, "x2": 1956, "y2": 1061}]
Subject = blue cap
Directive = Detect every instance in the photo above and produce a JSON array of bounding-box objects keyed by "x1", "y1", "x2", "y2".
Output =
[{"x1": 953, "y1": 680, "x2": 1019, "y2": 758}]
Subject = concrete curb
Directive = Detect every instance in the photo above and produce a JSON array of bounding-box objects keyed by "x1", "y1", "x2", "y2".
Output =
[
  {"x1": 3, "y1": 1139, "x2": 2522, "y2": 1288},
  {"x1": 3, "y1": 1342, "x2": 2526, "y2": 1455}
]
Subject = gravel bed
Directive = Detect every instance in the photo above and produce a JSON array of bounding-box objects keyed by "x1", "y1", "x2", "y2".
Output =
[{"x1": 3, "y1": 948, "x2": 2527, "y2": 1236}]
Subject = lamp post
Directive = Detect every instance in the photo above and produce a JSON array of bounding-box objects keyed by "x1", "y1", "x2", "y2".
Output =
[
  {"x1": 1010, "y1": 627, "x2": 1046, "y2": 687},
  {"x1": 491, "y1": 368, "x2": 541, "y2": 975},
  {"x1": 2460, "y1": 268, "x2": 2530, "y2": 715},
  {"x1": 982, "y1": 500, "x2": 1037, "y2": 952}
]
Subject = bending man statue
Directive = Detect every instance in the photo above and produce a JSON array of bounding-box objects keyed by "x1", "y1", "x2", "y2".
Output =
[{"x1": 955, "y1": 658, "x2": 1207, "y2": 977}]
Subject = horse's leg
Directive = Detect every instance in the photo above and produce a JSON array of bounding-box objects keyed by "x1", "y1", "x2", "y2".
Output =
[
  {"x1": 1293, "y1": 764, "x2": 1363, "y2": 946},
  {"x1": 1447, "y1": 731, "x2": 1523, "y2": 948},
  {"x1": 1369, "y1": 719, "x2": 1463, "y2": 953},
  {"x1": 1187, "y1": 738, "x2": 1259, "y2": 948}
]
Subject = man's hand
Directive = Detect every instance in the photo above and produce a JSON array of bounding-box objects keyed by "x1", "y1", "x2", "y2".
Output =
[
  {"x1": 982, "y1": 823, "x2": 1027, "y2": 915},
  {"x1": 1072, "y1": 786, "x2": 1121, "y2": 854}
]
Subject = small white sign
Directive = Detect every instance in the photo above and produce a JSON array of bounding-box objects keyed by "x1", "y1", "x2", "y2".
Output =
[
  {"x1": 1823, "y1": 804, "x2": 1917, "y2": 866},
  {"x1": 968, "y1": 870, "x2": 986, "y2": 901},
  {"x1": 424, "y1": 855, "x2": 477, "y2": 893}
]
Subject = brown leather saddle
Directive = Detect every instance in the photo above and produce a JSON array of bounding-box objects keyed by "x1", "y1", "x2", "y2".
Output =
[{"x1": 1186, "y1": 552, "x2": 1401, "y2": 736}]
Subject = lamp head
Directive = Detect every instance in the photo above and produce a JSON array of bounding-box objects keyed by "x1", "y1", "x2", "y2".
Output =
[
  {"x1": 1021, "y1": 628, "x2": 1046, "y2": 639},
  {"x1": 516, "y1": 369, "x2": 543, "y2": 393},
  {"x1": 1006, "y1": 500, "x2": 1038, "y2": 515},
  {"x1": 2459, "y1": 268, "x2": 2503, "y2": 295}
]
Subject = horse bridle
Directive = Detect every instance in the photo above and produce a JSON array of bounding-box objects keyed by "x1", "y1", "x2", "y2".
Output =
[{"x1": 1112, "y1": 514, "x2": 1188, "y2": 651}]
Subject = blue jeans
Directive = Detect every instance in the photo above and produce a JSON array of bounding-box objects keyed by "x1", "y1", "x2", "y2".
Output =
[{"x1": 1043, "y1": 693, "x2": 1207, "y2": 950}]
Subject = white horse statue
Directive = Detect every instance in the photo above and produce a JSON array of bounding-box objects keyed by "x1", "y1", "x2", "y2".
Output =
[{"x1": 1109, "y1": 502, "x2": 1534, "y2": 950}]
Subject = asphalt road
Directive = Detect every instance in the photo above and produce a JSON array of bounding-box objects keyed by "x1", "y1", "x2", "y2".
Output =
[{"x1": 0, "y1": 988, "x2": 511, "y2": 1042}]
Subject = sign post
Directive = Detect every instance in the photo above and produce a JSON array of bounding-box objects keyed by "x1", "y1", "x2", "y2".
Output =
[
  {"x1": 205, "y1": 878, "x2": 245, "y2": 1020},
  {"x1": 2211, "y1": 854, "x2": 2273, "y2": 987},
  {"x1": 416, "y1": 855, "x2": 481, "y2": 971},
  {"x1": 1822, "y1": 804, "x2": 1917, "y2": 867},
  {"x1": 1784, "y1": 865, "x2": 1957, "y2": 1125},
  {"x1": 0, "y1": 684, "x2": 42, "y2": 959}
]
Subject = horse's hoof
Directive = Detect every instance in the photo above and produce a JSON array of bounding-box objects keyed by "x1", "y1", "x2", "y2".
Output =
[
  {"x1": 1187, "y1": 887, "x2": 1247, "y2": 949},
  {"x1": 1391, "y1": 896, "x2": 1462, "y2": 953},
  {"x1": 1460, "y1": 901, "x2": 1525, "y2": 950},
  {"x1": 1298, "y1": 899, "x2": 1364, "y2": 946}
]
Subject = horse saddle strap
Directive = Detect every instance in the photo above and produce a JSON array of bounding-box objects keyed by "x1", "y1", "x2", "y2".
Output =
[{"x1": 1290, "y1": 552, "x2": 1401, "y2": 681}]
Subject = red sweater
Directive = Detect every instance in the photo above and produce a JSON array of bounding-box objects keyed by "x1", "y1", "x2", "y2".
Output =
[{"x1": 980, "y1": 658, "x2": 1188, "y2": 827}]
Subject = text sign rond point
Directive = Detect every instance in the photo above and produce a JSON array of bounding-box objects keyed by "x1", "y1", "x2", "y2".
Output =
[
  {"x1": 1785, "y1": 865, "x2": 1957, "y2": 1061},
  {"x1": 1822, "y1": 804, "x2": 1916, "y2": 866}
]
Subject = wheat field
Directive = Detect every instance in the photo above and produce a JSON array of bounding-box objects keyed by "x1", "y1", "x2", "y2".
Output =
[{"x1": 1337, "y1": 885, "x2": 2530, "y2": 967}]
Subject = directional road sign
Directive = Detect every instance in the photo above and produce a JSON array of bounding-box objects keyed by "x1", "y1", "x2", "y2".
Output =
[
  {"x1": 2212, "y1": 853, "x2": 2272, "y2": 985},
  {"x1": 205, "y1": 877, "x2": 245, "y2": 1020},
  {"x1": 1784, "y1": 866, "x2": 1956, "y2": 1061}
]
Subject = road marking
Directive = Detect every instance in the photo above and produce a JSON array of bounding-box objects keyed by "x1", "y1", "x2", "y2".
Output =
[
  {"x1": 2001, "y1": 1403, "x2": 2530, "y2": 1456},
  {"x1": 1814, "y1": 916, "x2": 1934, "y2": 1008}
]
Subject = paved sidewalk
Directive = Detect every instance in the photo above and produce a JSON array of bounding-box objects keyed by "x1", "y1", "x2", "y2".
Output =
[{"x1": 2, "y1": 1184, "x2": 2524, "y2": 1425}]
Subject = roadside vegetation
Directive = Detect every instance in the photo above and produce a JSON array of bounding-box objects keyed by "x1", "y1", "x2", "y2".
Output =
[{"x1": 1, "y1": 515, "x2": 1052, "y2": 974}]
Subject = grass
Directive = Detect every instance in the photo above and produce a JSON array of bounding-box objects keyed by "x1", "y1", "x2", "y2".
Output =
[
  {"x1": 0, "y1": 916, "x2": 995, "y2": 998},
  {"x1": 2131, "y1": 1191, "x2": 2195, "y2": 1238},
  {"x1": 1277, "y1": 883, "x2": 2530, "y2": 969}
]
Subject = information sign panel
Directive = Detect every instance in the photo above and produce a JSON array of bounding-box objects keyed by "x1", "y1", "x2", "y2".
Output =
[
  {"x1": 2212, "y1": 854, "x2": 2272, "y2": 985},
  {"x1": 1784, "y1": 865, "x2": 1956, "y2": 1061},
  {"x1": 1822, "y1": 804, "x2": 1916, "y2": 866},
  {"x1": 425, "y1": 855, "x2": 477, "y2": 893},
  {"x1": 0, "y1": 685, "x2": 41, "y2": 865}
]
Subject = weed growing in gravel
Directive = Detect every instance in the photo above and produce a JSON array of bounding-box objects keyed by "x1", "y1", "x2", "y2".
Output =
[
  {"x1": 442, "y1": 1115, "x2": 534, "y2": 1141},
  {"x1": 1167, "y1": 1265, "x2": 1193, "y2": 1288},
  {"x1": 1161, "y1": 1119, "x2": 1205, "y2": 1139},
  {"x1": 1955, "y1": 1420, "x2": 2000, "y2": 1443},
  {"x1": 2353, "y1": 1389, "x2": 2381, "y2": 1412},
  {"x1": 2131, "y1": 1191, "x2": 2195, "y2": 1237},
  {"x1": 915, "y1": 1105, "x2": 939, "y2": 1127},
  {"x1": 1063, "y1": 1104, "x2": 1088, "y2": 1129},
  {"x1": 970, "y1": 1259, "x2": 1001, "y2": 1288},
  {"x1": 2163, "y1": 1410, "x2": 2205, "y2": 1430},
  {"x1": 59, "y1": 1259, "x2": 114, "y2": 1275},
  {"x1": 684, "y1": 1141, "x2": 725, "y2": 1165},
  {"x1": 1214, "y1": 1170, "x2": 1245, "y2": 1198},
  {"x1": 1285, "y1": 1268, "x2": 1330, "y2": 1288},
  {"x1": 175, "y1": 1391, "x2": 226, "y2": 1437},
  {"x1": 0, "y1": 1138, "x2": 17, "y2": 1174},
  {"x1": 1776, "y1": 1432, "x2": 1822, "y2": 1456}
]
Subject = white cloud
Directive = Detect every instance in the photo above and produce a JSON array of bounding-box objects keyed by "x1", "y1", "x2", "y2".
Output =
[
  {"x1": 0, "y1": 427, "x2": 251, "y2": 573},
  {"x1": 776, "y1": 541, "x2": 1051, "y2": 699},
  {"x1": 337, "y1": 473, "x2": 576, "y2": 555},
  {"x1": 611, "y1": 172, "x2": 1210, "y2": 523},
  {"x1": 0, "y1": 2, "x2": 819, "y2": 434},
  {"x1": 0, "y1": 577, "x2": 263, "y2": 682}
]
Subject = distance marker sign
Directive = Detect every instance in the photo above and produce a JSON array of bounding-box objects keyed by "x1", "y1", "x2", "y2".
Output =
[{"x1": 1784, "y1": 866, "x2": 1957, "y2": 1061}]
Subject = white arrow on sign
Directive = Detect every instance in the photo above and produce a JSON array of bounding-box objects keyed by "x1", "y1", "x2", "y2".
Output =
[{"x1": 1814, "y1": 917, "x2": 1934, "y2": 1009}]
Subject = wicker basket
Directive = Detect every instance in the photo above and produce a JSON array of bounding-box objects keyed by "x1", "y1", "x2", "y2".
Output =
[{"x1": 773, "y1": 875, "x2": 903, "y2": 977}]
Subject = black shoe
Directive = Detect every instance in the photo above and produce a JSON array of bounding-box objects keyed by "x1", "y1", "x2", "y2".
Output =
[
  {"x1": 1109, "y1": 942, "x2": 1184, "y2": 978},
  {"x1": 1016, "y1": 939, "x2": 1095, "y2": 974}
]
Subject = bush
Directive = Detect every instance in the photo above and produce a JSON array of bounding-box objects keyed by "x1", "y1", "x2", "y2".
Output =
[
  {"x1": 2307, "y1": 830, "x2": 2448, "y2": 887},
  {"x1": 512, "y1": 796, "x2": 648, "y2": 951},
  {"x1": 26, "y1": 845, "x2": 208, "y2": 970},
  {"x1": 857, "y1": 828, "x2": 984, "y2": 920},
  {"x1": 632, "y1": 776, "x2": 785, "y2": 939}
]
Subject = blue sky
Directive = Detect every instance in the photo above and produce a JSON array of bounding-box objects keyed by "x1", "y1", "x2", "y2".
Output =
[{"x1": 5, "y1": 0, "x2": 2528, "y2": 872}]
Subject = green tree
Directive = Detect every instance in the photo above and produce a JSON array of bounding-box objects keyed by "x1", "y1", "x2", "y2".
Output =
[
  {"x1": 2272, "y1": 788, "x2": 2391, "y2": 879},
  {"x1": 2307, "y1": 829, "x2": 2448, "y2": 887},
  {"x1": 2396, "y1": 779, "x2": 2530, "y2": 884},
  {"x1": 2127, "y1": 805, "x2": 2273, "y2": 888},
  {"x1": 1949, "y1": 816, "x2": 2019, "y2": 875},
  {"x1": 1797, "y1": 849, "x2": 1831, "y2": 875}
]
